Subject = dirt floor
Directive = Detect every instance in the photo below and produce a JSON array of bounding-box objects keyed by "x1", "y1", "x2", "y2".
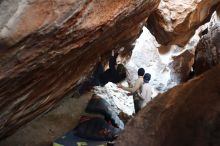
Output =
[{"x1": 0, "y1": 92, "x2": 93, "y2": 146}]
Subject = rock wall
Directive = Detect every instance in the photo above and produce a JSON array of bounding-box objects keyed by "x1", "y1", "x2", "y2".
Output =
[
  {"x1": 116, "y1": 64, "x2": 220, "y2": 146},
  {"x1": 147, "y1": 0, "x2": 220, "y2": 46},
  {"x1": 217, "y1": 4, "x2": 220, "y2": 19},
  {"x1": 194, "y1": 24, "x2": 220, "y2": 75},
  {"x1": 0, "y1": 0, "x2": 160, "y2": 139},
  {"x1": 169, "y1": 50, "x2": 194, "y2": 82}
]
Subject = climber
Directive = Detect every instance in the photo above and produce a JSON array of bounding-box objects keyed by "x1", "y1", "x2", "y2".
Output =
[
  {"x1": 140, "y1": 73, "x2": 153, "y2": 108},
  {"x1": 117, "y1": 68, "x2": 145, "y2": 113},
  {"x1": 116, "y1": 64, "x2": 127, "y2": 82},
  {"x1": 76, "y1": 50, "x2": 127, "y2": 95},
  {"x1": 98, "y1": 50, "x2": 120, "y2": 86}
]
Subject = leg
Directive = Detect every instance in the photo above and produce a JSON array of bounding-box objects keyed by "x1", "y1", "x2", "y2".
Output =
[
  {"x1": 134, "y1": 99, "x2": 141, "y2": 113},
  {"x1": 91, "y1": 62, "x2": 104, "y2": 86}
]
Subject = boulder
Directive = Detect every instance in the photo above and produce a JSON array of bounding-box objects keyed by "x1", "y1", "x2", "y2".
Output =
[
  {"x1": 194, "y1": 24, "x2": 220, "y2": 75},
  {"x1": 147, "y1": 0, "x2": 220, "y2": 46},
  {"x1": 0, "y1": 0, "x2": 160, "y2": 139},
  {"x1": 116, "y1": 64, "x2": 220, "y2": 146}
]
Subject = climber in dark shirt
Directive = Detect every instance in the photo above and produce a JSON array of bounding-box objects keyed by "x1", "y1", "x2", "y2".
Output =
[
  {"x1": 78, "y1": 51, "x2": 126, "y2": 94},
  {"x1": 98, "y1": 53, "x2": 119, "y2": 86},
  {"x1": 96, "y1": 51, "x2": 127, "y2": 86}
]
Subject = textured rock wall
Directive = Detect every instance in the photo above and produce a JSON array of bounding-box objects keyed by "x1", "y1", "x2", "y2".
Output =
[
  {"x1": 115, "y1": 4, "x2": 220, "y2": 146},
  {"x1": 147, "y1": 0, "x2": 220, "y2": 46},
  {"x1": 0, "y1": 0, "x2": 160, "y2": 139},
  {"x1": 194, "y1": 24, "x2": 220, "y2": 75},
  {"x1": 169, "y1": 50, "x2": 194, "y2": 82},
  {"x1": 217, "y1": 4, "x2": 220, "y2": 18},
  {"x1": 116, "y1": 64, "x2": 220, "y2": 146}
]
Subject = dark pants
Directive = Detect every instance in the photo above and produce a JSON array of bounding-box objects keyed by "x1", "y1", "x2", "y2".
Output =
[
  {"x1": 133, "y1": 92, "x2": 143, "y2": 113},
  {"x1": 134, "y1": 99, "x2": 141, "y2": 113},
  {"x1": 92, "y1": 62, "x2": 104, "y2": 86}
]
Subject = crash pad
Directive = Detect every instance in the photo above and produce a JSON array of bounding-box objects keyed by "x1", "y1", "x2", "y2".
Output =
[{"x1": 53, "y1": 130, "x2": 107, "y2": 146}]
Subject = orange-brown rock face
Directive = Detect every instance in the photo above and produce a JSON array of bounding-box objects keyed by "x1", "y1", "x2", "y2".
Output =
[
  {"x1": 147, "y1": 0, "x2": 220, "y2": 46},
  {"x1": 169, "y1": 50, "x2": 194, "y2": 82},
  {"x1": 194, "y1": 24, "x2": 220, "y2": 75},
  {"x1": 0, "y1": 0, "x2": 160, "y2": 139},
  {"x1": 116, "y1": 64, "x2": 220, "y2": 146}
]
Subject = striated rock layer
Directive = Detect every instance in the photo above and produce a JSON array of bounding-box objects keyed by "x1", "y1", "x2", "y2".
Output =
[
  {"x1": 147, "y1": 0, "x2": 220, "y2": 46},
  {"x1": 0, "y1": 0, "x2": 160, "y2": 139},
  {"x1": 194, "y1": 24, "x2": 220, "y2": 75},
  {"x1": 116, "y1": 64, "x2": 220, "y2": 146}
]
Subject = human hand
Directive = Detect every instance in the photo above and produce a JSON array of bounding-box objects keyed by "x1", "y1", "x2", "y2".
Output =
[{"x1": 117, "y1": 84, "x2": 123, "y2": 89}]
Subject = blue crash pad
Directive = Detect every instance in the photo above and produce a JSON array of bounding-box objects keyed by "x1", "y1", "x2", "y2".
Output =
[{"x1": 53, "y1": 130, "x2": 108, "y2": 146}]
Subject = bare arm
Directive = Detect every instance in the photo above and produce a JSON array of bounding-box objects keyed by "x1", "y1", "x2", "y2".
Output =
[{"x1": 120, "y1": 79, "x2": 142, "y2": 93}]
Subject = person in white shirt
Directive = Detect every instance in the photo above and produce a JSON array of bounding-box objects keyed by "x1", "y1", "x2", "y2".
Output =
[
  {"x1": 118, "y1": 68, "x2": 145, "y2": 113},
  {"x1": 140, "y1": 73, "x2": 152, "y2": 108}
]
